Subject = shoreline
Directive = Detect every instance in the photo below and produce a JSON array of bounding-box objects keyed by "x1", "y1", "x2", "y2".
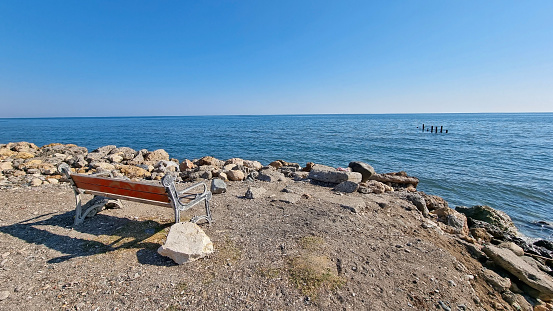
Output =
[{"x1": 1, "y1": 141, "x2": 553, "y2": 309}]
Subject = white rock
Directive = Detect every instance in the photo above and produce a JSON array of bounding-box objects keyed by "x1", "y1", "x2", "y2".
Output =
[
  {"x1": 157, "y1": 222, "x2": 213, "y2": 264},
  {"x1": 0, "y1": 290, "x2": 9, "y2": 301}
]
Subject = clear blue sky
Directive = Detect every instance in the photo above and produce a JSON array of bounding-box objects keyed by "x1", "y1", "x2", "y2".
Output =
[{"x1": 1, "y1": 1, "x2": 552, "y2": 117}]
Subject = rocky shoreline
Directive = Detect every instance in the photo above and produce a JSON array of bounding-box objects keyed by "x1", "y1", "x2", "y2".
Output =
[{"x1": 1, "y1": 141, "x2": 553, "y2": 310}]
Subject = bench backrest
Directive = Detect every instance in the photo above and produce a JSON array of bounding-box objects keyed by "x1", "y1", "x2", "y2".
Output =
[{"x1": 70, "y1": 174, "x2": 170, "y2": 204}]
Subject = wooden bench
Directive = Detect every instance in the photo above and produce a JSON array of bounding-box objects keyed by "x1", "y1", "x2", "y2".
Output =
[{"x1": 58, "y1": 163, "x2": 212, "y2": 226}]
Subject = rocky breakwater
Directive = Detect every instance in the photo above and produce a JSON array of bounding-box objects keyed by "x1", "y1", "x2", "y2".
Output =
[{"x1": 2, "y1": 141, "x2": 553, "y2": 309}]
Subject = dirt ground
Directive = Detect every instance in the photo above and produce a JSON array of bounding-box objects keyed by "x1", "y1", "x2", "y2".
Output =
[{"x1": 0, "y1": 179, "x2": 517, "y2": 310}]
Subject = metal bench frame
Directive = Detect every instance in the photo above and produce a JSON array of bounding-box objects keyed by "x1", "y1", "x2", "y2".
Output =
[{"x1": 58, "y1": 163, "x2": 212, "y2": 226}]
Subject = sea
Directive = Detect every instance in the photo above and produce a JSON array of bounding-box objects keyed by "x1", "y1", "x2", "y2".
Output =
[{"x1": 1, "y1": 113, "x2": 552, "y2": 240}]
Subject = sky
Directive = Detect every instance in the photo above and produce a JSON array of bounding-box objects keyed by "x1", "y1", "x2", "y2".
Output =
[{"x1": 1, "y1": 1, "x2": 552, "y2": 117}]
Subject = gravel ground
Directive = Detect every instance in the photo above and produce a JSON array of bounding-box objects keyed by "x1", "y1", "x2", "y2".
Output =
[{"x1": 0, "y1": 179, "x2": 515, "y2": 310}]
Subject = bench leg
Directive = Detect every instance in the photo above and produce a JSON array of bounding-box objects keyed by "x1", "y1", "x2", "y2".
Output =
[
  {"x1": 190, "y1": 199, "x2": 212, "y2": 224},
  {"x1": 74, "y1": 195, "x2": 109, "y2": 226}
]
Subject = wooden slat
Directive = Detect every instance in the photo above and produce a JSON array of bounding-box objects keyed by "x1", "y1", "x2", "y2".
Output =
[
  {"x1": 83, "y1": 190, "x2": 172, "y2": 208},
  {"x1": 71, "y1": 174, "x2": 170, "y2": 203}
]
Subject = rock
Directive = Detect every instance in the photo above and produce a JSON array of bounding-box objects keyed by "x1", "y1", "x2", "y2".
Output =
[
  {"x1": 435, "y1": 207, "x2": 469, "y2": 236},
  {"x1": 210, "y1": 179, "x2": 227, "y2": 194},
  {"x1": 199, "y1": 156, "x2": 223, "y2": 167},
  {"x1": 535, "y1": 240, "x2": 553, "y2": 252},
  {"x1": 109, "y1": 147, "x2": 137, "y2": 160},
  {"x1": 421, "y1": 193, "x2": 449, "y2": 211},
  {"x1": 291, "y1": 171, "x2": 309, "y2": 181},
  {"x1": 470, "y1": 228, "x2": 492, "y2": 243},
  {"x1": 119, "y1": 165, "x2": 151, "y2": 179},
  {"x1": 86, "y1": 145, "x2": 116, "y2": 161},
  {"x1": 334, "y1": 181, "x2": 359, "y2": 193},
  {"x1": 225, "y1": 158, "x2": 244, "y2": 166},
  {"x1": 269, "y1": 161, "x2": 283, "y2": 169},
  {"x1": 308, "y1": 164, "x2": 362, "y2": 184},
  {"x1": 15, "y1": 152, "x2": 35, "y2": 159},
  {"x1": 243, "y1": 160, "x2": 263, "y2": 171},
  {"x1": 499, "y1": 242, "x2": 525, "y2": 256},
  {"x1": 0, "y1": 290, "x2": 9, "y2": 301},
  {"x1": 157, "y1": 222, "x2": 214, "y2": 264},
  {"x1": 481, "y1": 267, "x2": 512, "y2": 292},
  {"x1": 245, "y1": 187, "x2": 266, "y2": 199},
  {"x1": 218, "y1": 172, "x2": 228, "y2": 181},
  {"x1": 107, "y1": 153, "x2": 124, "y2": 163},
  {"x1": 358, "y1": 180, "x2": 388, "y2": 194},
  {"x1": 90, "y1": 161, "x2": 116, "y2": 171},
  {"x1": 226, "y1": 170, "x2": 245, "y2": 181},
  {"x1": 180, "y1": 159, "x2": 197, "y2": 171},
  {"x1": 46, "y1": 178, "x2": 59, "y2": 184},
  {"x1": 406, "y1": 193, "x2": 429, "y2": 217},
  {"x1": 483, "y1": 245, "x2": 553, "y2": 301},
  {"x1": 369, "y1": 172, "x2": 419, "y2": 188},
  {"x1": 257, "y1": 169, "x2": 286, "y2": 182},
  {"x1": 348, "y1": 161, "x2": 376, "y2": 182},
  {"x1": 302, "y1": 162, "x2": 315, "y2": 172},
  {"x1": 154, "y1": 160, "x2": 179, "y2": 173},
  {"x1": 40, "y1": 164, "x2": 57, "y2": 175},
  {"x1": 456, "y1": 205, "x2": 518, "y2": 235},
  {"x1": 30, "y1": 178, "x2": 42, "y2": 187},
  {"x1": 145, "y1": 149, "x2": 170, "y2": 163},
  {"x1": 0, "y1": 162, "x2": 13, "y2": 171}
]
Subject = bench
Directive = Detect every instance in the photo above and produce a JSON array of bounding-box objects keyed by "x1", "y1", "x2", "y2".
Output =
[{"x1": 58, "y1": 163, "x2": 212, "y2": 226}]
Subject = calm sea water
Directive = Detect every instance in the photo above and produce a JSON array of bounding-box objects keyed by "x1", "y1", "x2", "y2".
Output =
[{"x1": 1, "y1": 113, "x2": 552, "y2": 240}]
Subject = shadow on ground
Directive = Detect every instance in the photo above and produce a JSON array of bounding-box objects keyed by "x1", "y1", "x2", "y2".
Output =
[{"x1": 0, "y1": 210, "x2": 176, "y2": 266}]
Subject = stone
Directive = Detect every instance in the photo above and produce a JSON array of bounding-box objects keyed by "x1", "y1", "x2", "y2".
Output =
[
  {"x1": 15, "y1": 152, "x2": 34, "y2": 159},
  {"x1": 483, "y1": 244, "x2": 553, "y2": 301},
  {"x1": 225, "y1": 158, "x2": 244, "y2": 166},
  {"x1": 226, "y1": 170, "x2": 245, "y2": 181},
  {"x1": 369, "y1": 171, "x2": 419, "y2": 188},
  {"x1": 107, "y1": 153, "x2": 124, "y2": 163},
  {"x1": 456, "y1": 205, "x2": 518, "y2": 235},
  {"x1": 90, "y1": 161, "x2": 116, "y2": 171},
  {"x1": 109, "y1": 147, "x2": 137, "y2": 160},
  {"x1": 179, "y1": 159, "x2": 197, "y2": 171},
  {"x1": 302, "y1": 162, "x2": 315, "y2": 172},
  {"x1": 435, "y1": 207, "x2": 469, "y2": 236},
  {"x1": 258, "y1": 170, "x2": 286, "y2": 182},
  {"x1": 269, "y1": 161, "x2": 283, "y2": 169},
  {"x1": 291, "y1": 171, "x2": 309, "y2": 181},
  {"x1": 406, "y1": 193, "x2": 429, "y2": 217},
  {"x1": 210, "y1": 179, "x2": 227, "y2": 194},
  {"x1": 154, "y1": 160, "x2": 179, "y2": 173},
  {"x1": 119, "y1": 165, "x2": 151, "y2": 179},
  {"x1": 334, "y1": 181, "x2": 359, "y2": 193},
  {"x1": 46, "y1": 178, "x2": 59, "y2": 184},
  {"x1": 421, "y1": 193, "x2": 449, "y2": 211},
  {"x1": 308, "y1": 164, "x2": 362, "y2": 184},
  {"x1": 348, "y1": 161, "x2": 376, "y2": 182},
  {"x1": 199, "y1": 156, "x2": 223, "y2": 167},
  {"x1": 157, "y1": 222, "x2": 214, "y2": 264},
  {"x1": 145, "y1": 149, "x2": 170, "y2": 162},
  {"x1": 499, "y1": 242, "x2": 525, "y2": 256},
  {"x1": 30, "y1": 178, "x2": 42, "y2": 187},
  {"x1": 40, "y1": 164, "x2": 57, "y2": 175},
  {"x1": 481, "y1": 267, "x2": 512, "y2": 292},
  {"x1": 471, "y1": 228, "x2": 492, "y2": 243},
  {"x1": 245, "y1": 187, "x2": 266, "y2": 199},
  {"x1": 0, "y1": 162, "x2": 13, "y2": 171},
  {"x1": 243, "y1": 160, "x2": 263, "y2": 171},
  {"x1": 0, "y1": 290, "x2": 9, "y2": 301}
]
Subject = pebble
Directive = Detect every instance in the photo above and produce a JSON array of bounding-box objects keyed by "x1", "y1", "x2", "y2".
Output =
[{"x1": 0, "y1": 290, "x2": 10, "y2": 301}]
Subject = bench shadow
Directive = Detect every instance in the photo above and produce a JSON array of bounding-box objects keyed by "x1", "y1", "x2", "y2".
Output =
[{"x1": 0, "y1": 210, "x2": 177, "y2": 266}]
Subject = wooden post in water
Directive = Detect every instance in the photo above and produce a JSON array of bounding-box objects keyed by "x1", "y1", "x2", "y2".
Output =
[
  {"x1": 431, "y1": 126, "x2": 434, "y2": 133},
  {"x1": 440, "y1": 126, "x2": 443, "y2": 133},
  {"x1": 422, "y1": 124, "x2": 425, "y2": 131}
]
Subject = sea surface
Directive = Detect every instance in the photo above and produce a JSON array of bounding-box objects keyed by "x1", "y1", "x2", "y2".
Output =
[{"x1": 1, "y1": 113, "x2": 552, "y2": 240}]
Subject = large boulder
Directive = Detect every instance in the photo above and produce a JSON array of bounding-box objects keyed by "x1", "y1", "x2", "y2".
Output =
[
  {"x1": 257, "y1": 169, "x2": 286, "y2": 182},
  {"x1": 348, "y1": 161, "x2": 375, "y2": 182},
  {"x1": 119, "y1": 165, "x2": 151, "y2": 179},
  {"x1": 243, "y1": 160, "x2": 263, "y2": 171},
  {"x1": 483, "y1": 245, "x2": 553, "y2": 301},
  {"x1": 435, "y1": 207, "x2": 469, "y2": 236},
  {"x1": 406, "y1": 193, "x2": 429, "y2": 217},
  {"x1": 456, "y1": 205, "x2": 518, "y2": 235},
  {"x1": 145, "y1": 149, "x2": 170, "y2": 163},
  {"x1": 226, "y1": 169, "x2": 245, "y2": 181},
  {"x1": 308, "y1": 164, "x2": 362, "y2": 184},
  {"x1": 109, "y1": 147, "x2": 137, "y2": 161},
  {"x1": 199, "y1": 156, "x2": 223, "y2": 167},
  {"x1": 157, "y1": 222, "x2": 214, "y2": 264}
]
